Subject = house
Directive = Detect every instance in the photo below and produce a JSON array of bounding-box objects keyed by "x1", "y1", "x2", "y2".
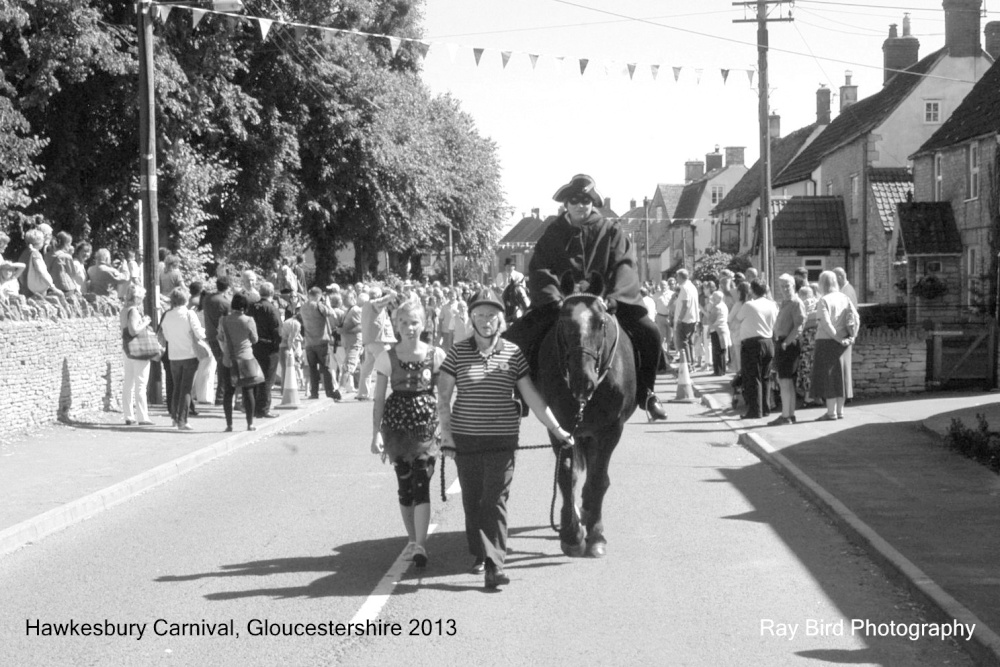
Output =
[
  {"x1": 907, "y1": 24, "x2": 1000, "y2": 322},
  {"x1": 618, "y1": 193, "x2": 678, "y2": 282},
  {"x1": 713, "y1": 90, "x2": 829, "y2": 257},
  {"x1": 666, "y1": 147, "x2": 748, "y2": 271},
  {"x1": 772, "y1": 1, "x2": 994, "y2": 303},
  {"x1": 768, "y1": 196, "x2": 851, "y2": 281}
]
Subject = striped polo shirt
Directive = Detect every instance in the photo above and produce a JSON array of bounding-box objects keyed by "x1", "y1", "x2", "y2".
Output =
[{"x1": 440, "y1": 337, "x2": 528, "y2": 437}]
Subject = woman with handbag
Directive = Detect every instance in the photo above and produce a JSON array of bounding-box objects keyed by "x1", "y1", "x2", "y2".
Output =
[
  {"x1": 160, "y1": 287, "x2": 207, "y2": 431},
  {"x1": 218, "y1": 292, "x2": 263, "y2": 432},
  {"x1": 120, "y1": 284, "x2": 157, "y2": 426}
]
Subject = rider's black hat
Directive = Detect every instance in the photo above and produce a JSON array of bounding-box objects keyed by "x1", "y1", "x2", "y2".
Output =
[{"x1": 553, "y1": 174, "x2": 603, "y2": 207}]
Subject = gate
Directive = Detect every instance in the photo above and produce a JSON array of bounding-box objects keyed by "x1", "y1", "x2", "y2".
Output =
[{"x1": 926, "y1": 320, "x2": 997, "y2": 389}]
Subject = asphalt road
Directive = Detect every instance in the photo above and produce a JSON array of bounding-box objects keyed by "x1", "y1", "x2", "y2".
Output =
[{"x1": 0, "y1": 389, "x2": 974, "y2": 666}]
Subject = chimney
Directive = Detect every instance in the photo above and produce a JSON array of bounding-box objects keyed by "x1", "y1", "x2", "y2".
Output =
[
  {"x1": 768, "y1": 114, "x2": 781, "y2": 139},
  {"x1": 817, "y1": 85, "x2": 831, "y2": 124},
  {"x1": 725, "y1": 146, "x2": 745, "y2": 166},
  {"x1": 630, "y1": 198, "x2": 637, "y2": 210},
  {"x1": 705, "y1": 146, "x2": 723, "y2": 172},
  {"x1": 840, "y1": 70, "x2": 858, "y2": 113},
  {"x1": 883, "y1": 15, "x2": 920, "y2": 84},
  {"x1": 986, "y1": 21, "x2": 1000, "y2": 60},
  {"x1": 685, "y1": 160, "x2": 705, "y2": 183},
  {"x1": 531, "y1": 207, "x2": 540, "y2": 219},
  {"x1": 943, "y1": 0, "x2": 982, "y2": 58},
  {"x1": 603, "y1": 197, "x2": 611, "y2": 210}
]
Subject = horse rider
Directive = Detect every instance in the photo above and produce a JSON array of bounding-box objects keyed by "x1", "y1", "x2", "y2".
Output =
[
  {"x1": 494, "y1": 257, "x2": 524, "y2": 293},
  {"x1": 503, "y1": 174, "x2": 668, "y2": 421}
]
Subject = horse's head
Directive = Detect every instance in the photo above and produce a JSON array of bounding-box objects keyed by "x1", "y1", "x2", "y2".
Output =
[{"x1": 555, "y1": 272, "x2": 617, "y2": 409}]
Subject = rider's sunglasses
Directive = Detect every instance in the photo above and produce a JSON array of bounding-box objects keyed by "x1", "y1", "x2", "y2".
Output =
[{"x1": 566, "y1": 195, "x2": 592, "y2": 206}]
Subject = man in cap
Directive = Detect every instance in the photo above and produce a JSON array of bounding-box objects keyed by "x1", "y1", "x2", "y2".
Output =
[{"x1": 503, "y1": 174, "x2": 667, "y2": 421}]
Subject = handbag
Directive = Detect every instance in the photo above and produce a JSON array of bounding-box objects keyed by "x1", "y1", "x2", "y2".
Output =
[
  {"x1": 231, "y1": 357, "x2": 265, "y2": 388},
  {"x1": 127, "y1": 326, "x2": 164, "y2": 361},
  {"x1": 188, "y1": 310, "x2": 211, "y2": 360}
]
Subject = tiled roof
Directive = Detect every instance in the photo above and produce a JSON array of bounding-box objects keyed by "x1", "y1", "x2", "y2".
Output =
[
  {"x1": 774, "y1": 48, "x2": 946, "y2": 187},
  {"x1": 869, "y1": 167, "x2": 913, "y2": 233},
  {"x1": 649, "y1": 230, "x2": 672, "y2": 256},
  {"x1": 672, "y1": 180, "x2": 708, "y2": 220},
  {"x1": 913, "y1": 58, "x2": 1000, "y2": 156},
  {"x1": 498, "y1": 215, "x2": 556, "y2": 247},
  {"x1": 655, "y1": 184, "x2": 685, "y2": 218},
  {"x1": 772, "y1": 196, "x2": 849, "y2": 248},
  {"x1": 897, "y1": 202, "x2": 962, "y2": 255},
  {"x1": 714, "y1": 123, "x2": 818, "y2": 213}
]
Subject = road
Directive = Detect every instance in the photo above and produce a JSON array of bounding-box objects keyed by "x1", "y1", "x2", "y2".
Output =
[{"x1": 0, "y1": 382, "x2": 973, "y2": 666}]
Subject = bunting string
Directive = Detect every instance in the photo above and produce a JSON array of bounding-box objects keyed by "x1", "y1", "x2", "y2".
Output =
[{"x1": 152, "y1": 4, "x2": 758, "y2": 86}]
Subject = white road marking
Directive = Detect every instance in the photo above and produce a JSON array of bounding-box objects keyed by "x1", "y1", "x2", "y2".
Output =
[
  {"x1": 350, "y1": 523, "x2": 439, "y2": 624},
  {"x1": 447, "y1": 478, "x2": 461, "y2": 495}
]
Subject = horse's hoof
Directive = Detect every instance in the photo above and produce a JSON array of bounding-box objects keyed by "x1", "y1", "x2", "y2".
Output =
[
  {"x1": 585, "y1": 541, "x2": 607, "y2": 558},
  {"x1": 561, "y1": 541, "x2": 586, "y2": 558}
]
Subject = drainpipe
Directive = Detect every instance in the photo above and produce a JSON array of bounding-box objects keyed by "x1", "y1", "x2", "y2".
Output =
[{"x1": 861, "y1": 142, "x2": 869, "y2": 302}]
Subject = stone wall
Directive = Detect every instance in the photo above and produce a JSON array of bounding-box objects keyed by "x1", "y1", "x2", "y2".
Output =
[
  {"x1": 0, "y1": 317, "x2": 124, "y2": 438},
  {"x1": 852, "y1": 327, "x2": 927, "y2": 396}
]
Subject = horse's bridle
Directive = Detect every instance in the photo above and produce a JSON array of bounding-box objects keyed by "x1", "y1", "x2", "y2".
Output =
[{"x1": 554, "y1": 295, "x2": 621, "y2": 417}]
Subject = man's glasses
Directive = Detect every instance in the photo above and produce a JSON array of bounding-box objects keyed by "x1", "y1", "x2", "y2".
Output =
[{"x1": 472, "y1": 311, "x2": 500, "y2": 322}]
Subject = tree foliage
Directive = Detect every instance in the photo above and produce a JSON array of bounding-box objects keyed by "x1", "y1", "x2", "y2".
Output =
[{"x1": 0, "y1": 0, "x2": 508, "y2": 282}]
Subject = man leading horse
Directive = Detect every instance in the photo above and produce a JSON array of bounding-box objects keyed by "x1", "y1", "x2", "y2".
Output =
[{"x1": 503, "y1": 174, "x2": 668, "y2": 422}]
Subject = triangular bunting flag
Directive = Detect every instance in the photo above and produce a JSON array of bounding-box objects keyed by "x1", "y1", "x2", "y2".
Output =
[
  {"x1": 412, "y1": 41, "x2": 431, "y2": 60},
  {"x1": 747, "y1": 70, "x2": 755, "y2": 86},
  {"x1": 555, "y1": 56, "x2": 565, "y2": 74},
  {"x1": 388, "y1": 36, "x2": 401, "y2": 57},
  {"x1": 257, "y1": 18, "x2": 272, "y2": 40},
  {"x1": 627, "y1": 63, "x2": 636, "y2": 80},
  {"x1": 650, "y1": 64, "x2": 659, "y2": 80},
  {"x1": 721, "y1": 69, "x2": 729, "y2": 84},
  {"x1": 501, "y1": 51, "x2": 511, "y2": 69},
  {"x1": 158, "y1": 5, "x2": 173, "y2": 22},
  {"x1": 579, "y1": 59, "x2": 588, "y2": 76},
  {"x1": 529, "y1": 54, "x2": 539, "y2": 69},
  {"x1": 473, "y1": 48, "x2": 485, "y2": 66},
  {"x1": 673, "y1": 66, "x2": 682, "y2": 82},
  {"x1": 192, "y1": 8, "x2": 206, "y2": 29},
  {"x1": 294, "y1": 25, "x2": 307, "y2": 41}
]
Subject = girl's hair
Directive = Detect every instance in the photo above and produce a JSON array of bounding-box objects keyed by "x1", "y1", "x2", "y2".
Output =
[
  {"x1": 55, "y1": 231, "x2": 73, "y2": 249},
  {"x1": 74, "y1": 242, "x2": 92, "y2": 259},
  {"x1": 736, "y1": 281, "x2": 751, "y2": 303},
  {"x1": 24, "y1": 228, "x2": 44, "y2": 247},
  {"x1": 393, "y1": 294, "x2": 425, "y2": 326}
]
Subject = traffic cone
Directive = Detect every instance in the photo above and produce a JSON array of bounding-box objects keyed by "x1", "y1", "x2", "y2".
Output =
[
  {"x1": 670, "y1": 350, "x2": 696, "y2": 403},
  {"x1": 278, "y1": 349, "x2": 300, "y2": 409}
]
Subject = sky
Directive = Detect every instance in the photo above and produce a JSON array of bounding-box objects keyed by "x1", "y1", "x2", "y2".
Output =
[{"x1": 417, "y1": 0, "x2": 999, "y2": 230}]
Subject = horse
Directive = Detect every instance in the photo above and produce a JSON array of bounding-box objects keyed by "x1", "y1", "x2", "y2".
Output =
[
  {"x1": 536, "y1": 271, "x2": 637, "y2": 558},
  {"x1": 501, "y1": 279, "x2": 530, "y2": 323}
]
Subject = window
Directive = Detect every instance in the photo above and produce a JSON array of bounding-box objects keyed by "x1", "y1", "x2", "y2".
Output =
[
  {"x1": 826, "y1": 181, "x2": 833, "y2": 195},
  {"x1": 934, "y1": 153, "x2": 944, "y2": 200},
  {"x1": 967, "y1": 246, "x2": 979, "y2": 307},
  {"x1": 711, "y1": 185, "x2": 725, "y2": 205},
  {"x1": 925, "y1": 100, "x2": 941, "y2": 123},
  {"x1": 802, "y1": 257, "x2": 825, "y2": 282},
  {"x1": 966, "y1": 143, "x2": 980, "y2": 200},
  {"x1": 850, "y1": 175, "x2": 859, "y2": 217}
]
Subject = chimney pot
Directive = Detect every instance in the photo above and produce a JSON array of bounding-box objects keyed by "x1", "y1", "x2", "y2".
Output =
[
  {"x1": 986, "y1": 21, "x2": 1000, "y2": 60},
  {"x1": 840, "y1": 70, "x2": 858, "y2": 112},
  {"x1": 725, "y1": 146, "x2": 746, "y2": 167},
  {"x1": 883, "y1": 16, "x2": 920, "y2": 84},
  {"x1": 902, "y1": 13, "x2": 911, "y2": 37},
  {"x1": 531, "y1": 207, "x2": 540, "y2": 219},
  {"x1": 768, "y1": 114, "x2": 781, "y2": 139},
  {"x1": 705, "y1": 148, "x2": 723, "y2": 173},
  {"x1": 685, "y1": 160, "x2": 705, "y2": 183}
]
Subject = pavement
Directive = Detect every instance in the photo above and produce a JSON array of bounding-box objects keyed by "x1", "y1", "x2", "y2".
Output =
[{"x1": 2, "y1": 369, "x2": 1000, "y2": 665}]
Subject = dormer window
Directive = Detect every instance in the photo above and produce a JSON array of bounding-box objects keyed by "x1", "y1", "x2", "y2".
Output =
[
  {"x1": 924, "y1": 100, "x2": 941, "y2": 124},
  {"x1": 711, "y1": 185, "x2": 725, "y2": 204}
]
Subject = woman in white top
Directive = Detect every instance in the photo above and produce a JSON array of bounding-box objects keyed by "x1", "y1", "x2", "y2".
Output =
[
  {"x1": 810, "y1": 270, "x2": 857, "y2": 421},
  {"x1": 120, "y1": 284, "x2": 155, "y2": 426},
  {"x1": 160, "y1": 287, "x2": 206, "y2": 430}
]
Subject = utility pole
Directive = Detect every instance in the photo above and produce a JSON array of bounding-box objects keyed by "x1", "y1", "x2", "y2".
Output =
[{"x1": 734, "y1": 0, "x2": 792, "y2": 287}]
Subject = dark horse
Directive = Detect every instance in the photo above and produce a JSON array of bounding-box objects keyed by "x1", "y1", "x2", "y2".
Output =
[
  {"x1": 536, "y1": 272, "x2": 637, "y2": 558},
  {"x1": 501, "y1": 279, "x2": 530, "y2": 323}
]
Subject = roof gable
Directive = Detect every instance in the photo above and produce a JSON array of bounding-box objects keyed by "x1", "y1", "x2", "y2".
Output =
[
  {"x1": 897, "y1": 202, "x2": 962, "y2": 254},
  {"x1": 775, "y1": 48, "x2": 946, "y2": 187},
  {"x1": 714, "y1": 123, "x2": 818, "y2": 213},
  {"x1": 914, "y1": 57, "x2": 1000, "y2": 156},
  {"x1": 652, "y1": 184, "x2": 685, "y2": 218},
  {"x1": 498, "y1": 215, "x2": 556, "y2": 247},
  {"x1": 672, "y1": 180, "x2": 708, "y2": 220},
  {"x1": 772, "y1": 196, "x2": 849, "y2": 248}
]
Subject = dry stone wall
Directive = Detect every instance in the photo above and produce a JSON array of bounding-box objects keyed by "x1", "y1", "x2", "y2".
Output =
[{"x1": 851, "y1": 328, "x2": 927, "y2": 396}]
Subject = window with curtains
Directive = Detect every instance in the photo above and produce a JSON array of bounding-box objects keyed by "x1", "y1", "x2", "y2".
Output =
[{"x1": 966, "y1": 143, "x2": 980, "y2": 200}]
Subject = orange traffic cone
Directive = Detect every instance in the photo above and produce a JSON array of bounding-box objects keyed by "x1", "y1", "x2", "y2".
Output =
[
  {"x1": 670, "y1": 349, "x2": 696, "y2": 403},
  {"x1": 278, "y1": 349, "x2": 300, "y2": 409}
]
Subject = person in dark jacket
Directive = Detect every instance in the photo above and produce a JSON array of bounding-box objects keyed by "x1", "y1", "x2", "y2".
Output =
[
  {"x1": 503, "y1": 174, "x2": 667, "y2": 420},
  {"x1": 249, "y1": 281, "x2": 284, "y2": 418},
  {"x1": 202, "y1": 276, "x2": 232, "y2": 405}
]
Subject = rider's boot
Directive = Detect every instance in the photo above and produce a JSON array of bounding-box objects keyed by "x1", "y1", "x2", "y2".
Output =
[{"x1": 646, "y1": 393, "x2": 668, "y2": 421}]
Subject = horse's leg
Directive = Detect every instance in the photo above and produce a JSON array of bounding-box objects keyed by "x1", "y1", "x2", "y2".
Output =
[
  {"x1": 581, "y1": 424, "x2": 623, "y2": 558},
  {"x1": 557, "y1": 442, "x2": 586, "y2": 557}
]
